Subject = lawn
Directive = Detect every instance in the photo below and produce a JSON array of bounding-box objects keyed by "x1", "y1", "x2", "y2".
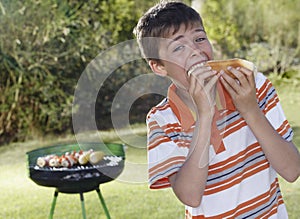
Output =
[
  {"x1": 0, "y1": 83, "x2": 299, "y2": 219},
  {"x1": 0, "y1": 132, "x2": 184, "y2": 219}
]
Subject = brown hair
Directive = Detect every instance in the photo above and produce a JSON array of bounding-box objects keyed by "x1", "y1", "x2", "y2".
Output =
[{"x1": 133, "y1": 1, "x2": 204, "y2": 61}]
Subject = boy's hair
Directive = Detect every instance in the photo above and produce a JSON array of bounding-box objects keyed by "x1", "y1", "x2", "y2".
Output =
[{"x1": 133, "y1": 1, "x2": 204, "y2": 62}]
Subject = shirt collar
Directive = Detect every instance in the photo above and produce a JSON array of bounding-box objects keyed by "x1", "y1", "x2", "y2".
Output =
[
  {"x1": 168, "y1": 84, "x2": 195, "y2": 131},
  {"x1": 167, "y1": 81, "x2": 236, "y2": 131}
]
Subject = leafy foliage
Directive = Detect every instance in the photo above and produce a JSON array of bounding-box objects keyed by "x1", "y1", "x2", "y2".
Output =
[
  {"x1": 0, "y1": 0, "x2": 299, "y2": 144},
  {"x1": 201, "y1": 0, "x2": 300, "y2": 74},
  {"x1": 0, "y1": 0, "x2": 150, "y2": 143}
]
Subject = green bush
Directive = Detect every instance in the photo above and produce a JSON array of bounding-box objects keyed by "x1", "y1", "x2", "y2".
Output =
[
  {"x1": 0, "y1": 0, "x2": 148, "y2": 143},
  {"x1": 1, "y1": 0, "x2": 299, "y2": 144},
  {"x1": 201, "y1": 0, "x2": 300, "y2": 75}
]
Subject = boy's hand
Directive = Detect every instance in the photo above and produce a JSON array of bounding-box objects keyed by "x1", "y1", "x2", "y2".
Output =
[
  {"x1": 188, "y1": 65, "x2": 219, "y2": 117},
  {"x1": 220, "y1": 66, "x2": 258, "y2": 116}
]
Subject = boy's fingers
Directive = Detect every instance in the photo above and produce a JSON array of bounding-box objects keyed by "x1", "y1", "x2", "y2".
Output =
[
  {"x1": 238, "y1": 66, "x2": 252, "y2": 75},
  {"x1": 205, "y1": 73, "x2": 219, "y2": 88},
  {"x1": 226, "y1": 67, "x2": 255, "y2": 88},
  {"x1": 238, "y1": 67, "x2": 256, "y2": 85},
  {"x1": 227, "y1": 67, "x2": 244, "y2": 81},
  {"x1": 190, "y1": 69, "x2": 217, "y2": 84},
  {"x1": 220, "y1": 70, "x2": 238, "y2": 94}
]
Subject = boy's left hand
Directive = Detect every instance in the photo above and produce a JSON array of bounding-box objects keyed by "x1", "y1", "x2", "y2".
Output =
[{"x1": 220, "y1": 66, "x2": 258, "y2": 116}]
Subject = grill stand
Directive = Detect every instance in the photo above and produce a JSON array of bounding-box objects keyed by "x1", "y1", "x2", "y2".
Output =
[
  {"x1": 80, "y1": 193, "x2": 87, "y2": 219},
  {"x1": 49, "y1": 190, "x2": 58, "y2": 219},
  {"x1": 48, "y1": 187, "x2": 111, "y2": 219},
  {"x1": 96, "y1": 188, "x2": 111, "y2": 218}
]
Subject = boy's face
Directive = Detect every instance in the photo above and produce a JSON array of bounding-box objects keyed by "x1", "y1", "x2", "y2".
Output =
[{"x1": 149, "y1": 23, "x2": 213, "y2": 89}]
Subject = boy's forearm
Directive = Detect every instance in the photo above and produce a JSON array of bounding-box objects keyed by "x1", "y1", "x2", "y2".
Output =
[
  {"x1": 169, "y1": 114, "x2": 212, "y2": 207},
  {"x1": 242, "y1": 108, "x2": 300, "y2": 182}
]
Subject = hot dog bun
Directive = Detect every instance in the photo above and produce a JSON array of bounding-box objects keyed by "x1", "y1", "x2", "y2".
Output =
[{"x1": 207, "y1": 58, "x2": 257, "y2": 79}]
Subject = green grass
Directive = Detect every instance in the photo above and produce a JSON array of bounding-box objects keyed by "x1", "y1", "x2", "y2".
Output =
[
  {"x1": 269, "y1": 81, "x2": 300, "y2": 219},
  {"x1": 1, "y1": 83, "x2": 300, "y2": 219},
  {"x1": 0, "y1": 131, "x2": 183, "y2": 219}
]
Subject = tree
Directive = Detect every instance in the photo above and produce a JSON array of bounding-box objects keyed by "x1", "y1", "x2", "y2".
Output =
[
  {"x1": 200, "y1": 0, "x2": 300, "y2": 74},
  {"x1": 0, "y1": 0, "x2": 168, "y2": 144}
]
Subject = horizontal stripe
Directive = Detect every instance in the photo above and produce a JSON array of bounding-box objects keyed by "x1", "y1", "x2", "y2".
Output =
[
  {"x1": 207, "y1": 153, "x2": 266, "y2": 186},
  {"x1": 204, "y1": 159, "x2": 270, "y2": 195},
  {"x1": 277, "y1": 120, "x2": 292, "y2": 138},
  {"x1": 221, "y1": 179, "x2": 281, "y2": 218},
  {"x1": 208, "y1": 142, "x2": 261, "y2": 175},
  {"x1": 221, "y1": 118, "x2": 247, "y2": 138},
  {"x1": 149, "y1": 155, "x2": 185, "y2": 178},
  {"x1": 150, "y1": 177, "x2": 170, "y2": 189},
  {"x1": 148, "y1": 73, "x2": 290, "y2": 218},
  {"x1": 148, "y1": 136, "x2": 171, "y2": 151},
  {"x1": 191, "y1": 179, "x2": 283, "y2": 218}
]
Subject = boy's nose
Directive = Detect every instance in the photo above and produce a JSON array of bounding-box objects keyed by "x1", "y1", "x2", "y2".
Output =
[{"x1": 189, "y1": 43, "x2": 204, "y2": 57}]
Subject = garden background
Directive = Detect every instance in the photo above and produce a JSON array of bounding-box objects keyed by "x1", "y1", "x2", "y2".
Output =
[{"x1": 0, "y1": 0, "x2": 299, "y2": 218}]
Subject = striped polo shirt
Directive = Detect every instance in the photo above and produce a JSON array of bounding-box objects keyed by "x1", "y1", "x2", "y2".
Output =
[{"x1": 147, "y1": 72, "x2": 293, "y2": 218}]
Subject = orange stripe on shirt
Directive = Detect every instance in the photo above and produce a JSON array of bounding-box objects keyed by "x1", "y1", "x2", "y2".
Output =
[
  {"x1": 150, "y1": 177, "x2": 170, "y2": 189},
  {"x1": 258, "y1": 196, "x2": 283, "y2": 219},
  {"x1": 222, "y1": 118, "x2": 247, "y2": 138},
  {"x1": 218, "y1": 179, "x2": 281, "y2": 219},
  {"x1": 204, "y1": 159, "x2": 270, "y2": 195},
  {"x1": 147, "y1": 102, "x2": 171, "y2": 117},
  {"x1": 208, "y1": 143, "x2": 261, "y2": 175},
  {"x1": 147, "y1": 121, "x2": 170, "y2": 150},
  {"x1": 263, "y1": 95, "x2": 279, "y2": 114},
  {"x1": 148, "y1": 136, "x2": 171, "y2": 151},
  {"x1": 147, "y1": 120, "x2": 158, "y2": 129},
  {"x1": 161, "y1": 122, "x2": 182, "y2": 135},
  {"x1": 194, "y1": 179, "x2": 280, "y2": 218},
  {"x1": 257, "y1": 80, "x2": 272, "y2": 102},
  {"x1": 149, "y1": 156, "x2": 186, "y2": 178},
  {"x1": 208, "y1": 142, "x2": 260, "y2": 169},
  {"x1": 276, "y1": 120, "x2": 291, "y2": 137}
]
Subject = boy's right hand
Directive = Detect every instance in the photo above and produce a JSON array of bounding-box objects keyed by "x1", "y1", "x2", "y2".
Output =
[{"x1": 187, "y1": 65, "x2": 219, "y2": 118}]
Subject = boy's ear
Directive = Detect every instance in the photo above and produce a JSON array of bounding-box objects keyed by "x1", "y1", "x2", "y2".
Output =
[{"x1": 148, "y1": 60, "x2": 167, "y2": 77}]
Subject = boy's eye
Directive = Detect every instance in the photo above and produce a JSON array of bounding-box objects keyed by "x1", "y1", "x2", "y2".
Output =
[
  {"x1": 195, "y1": 37, "x2": 206, "y2": 42},
  {"x1": 173, "y1": 45, "x2": 185, "y2": 52}
]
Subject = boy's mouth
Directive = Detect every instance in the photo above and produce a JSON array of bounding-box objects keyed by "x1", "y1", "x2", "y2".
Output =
[{"x1": 187, "y1": 61, "x2": 207, "y2": 77}]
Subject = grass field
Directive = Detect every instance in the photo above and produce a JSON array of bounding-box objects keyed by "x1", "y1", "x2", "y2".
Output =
[{"x1": 0, "y1": 83, "x2": 299, "y2": 219}]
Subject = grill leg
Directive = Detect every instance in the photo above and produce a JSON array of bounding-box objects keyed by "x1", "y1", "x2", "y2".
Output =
[
  {"x1": 80, "y1": 193, "x2": 87, "y2": 219},
  {"x1": 49, "y1": 189, "x2": 58, "y2": 219},
  {"x1": 96, "y1": 188, "x2": 111, "y2": 219}
]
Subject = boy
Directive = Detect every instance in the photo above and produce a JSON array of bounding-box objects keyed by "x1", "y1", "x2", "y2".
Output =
[{"x1": 134, "y1": 1, "x2": 300, "y2": 218}]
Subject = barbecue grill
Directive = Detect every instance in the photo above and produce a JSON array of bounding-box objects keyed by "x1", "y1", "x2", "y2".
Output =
[{"x1": 26, "y1": 142, "x2": 125, "y2": 219}]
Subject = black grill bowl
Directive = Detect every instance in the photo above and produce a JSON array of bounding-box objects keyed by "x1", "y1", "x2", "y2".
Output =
[{"x1": 26, "y1": 142, "x2": 125, "y2": 193}]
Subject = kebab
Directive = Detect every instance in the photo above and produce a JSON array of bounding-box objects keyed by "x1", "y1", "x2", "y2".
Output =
[{"x1": 36, "y1": 149, "x2": 105, "y2": 168}]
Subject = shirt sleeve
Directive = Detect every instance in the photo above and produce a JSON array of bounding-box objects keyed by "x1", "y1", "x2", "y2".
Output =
[
  {"x1": 256, "y1": 73, "x2": 294, "y2": 142},
  {"x1": 146, "y1": 109, "x2": 188, "y2": 189}
]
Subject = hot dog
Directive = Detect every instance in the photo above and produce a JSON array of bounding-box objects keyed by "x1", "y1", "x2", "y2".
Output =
[{"x1": 206, "y1": 58, "x2": 257, "y2": 79}]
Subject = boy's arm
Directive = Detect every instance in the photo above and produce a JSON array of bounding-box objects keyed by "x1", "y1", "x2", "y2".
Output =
[
  {"x1": 168, "y1": 69, "x2": 220, "y2": 207},
  {"x1": 168, "y1": 113, "x2": 211, "y2": 207},
  {"x1": 221, "y1": 67, "x2": 300, "y2": 182},
  {"x1": 240, "y1": 105, "x2": 300, "y2": 182}
]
